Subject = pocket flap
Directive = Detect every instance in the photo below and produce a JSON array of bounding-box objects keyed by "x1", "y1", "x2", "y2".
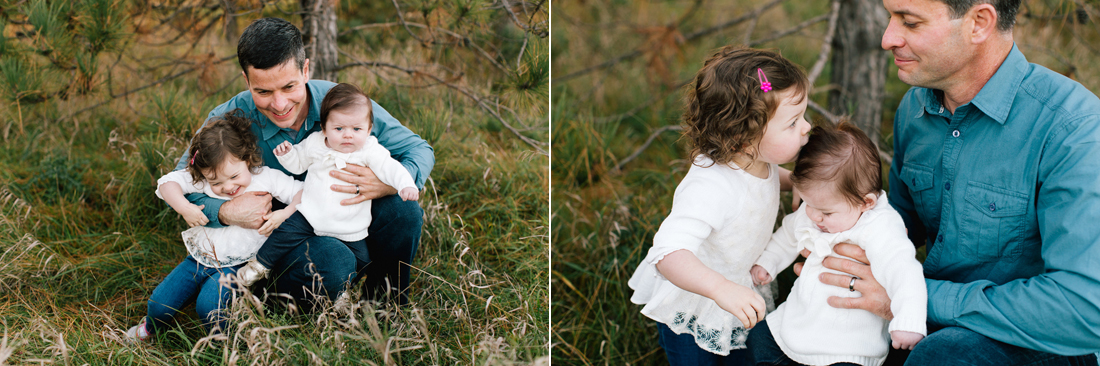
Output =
[
  {"x1": 900, "y1": 165, "x2": 934, "y2": 192},
  {"x1": 965, "y1": 183, "x2": 1028, "y2": 218}
]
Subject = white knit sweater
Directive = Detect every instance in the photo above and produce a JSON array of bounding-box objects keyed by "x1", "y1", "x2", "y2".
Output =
[
  {"x1": 628, "y1": 156, "x2": 779, "y2": 355},
  {"x1": 755, "y1": 191, "x2": 927, "y2": 366},
  {"x1": 156, "y1": 167, "x2": 303, "y2": 268},
  {"x1": 276, "y1": 132, "x2": 416, "y2": 241}
]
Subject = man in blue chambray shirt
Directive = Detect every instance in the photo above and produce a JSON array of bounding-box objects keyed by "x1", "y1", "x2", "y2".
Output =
[
  {"x1": 803, "y1": 0, "x2": 1100, "y2": 364},
  {"x1": 173, "y1": 18, "x2": 434, "y2": 307}
]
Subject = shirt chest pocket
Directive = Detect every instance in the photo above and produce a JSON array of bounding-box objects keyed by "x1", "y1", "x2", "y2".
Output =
[
  {"x1": 900, "y1": 164, "x2": 936, "y2": 224},
  {"x1": 960, "y1": 182, "x2": 1029, "y2": 260}
]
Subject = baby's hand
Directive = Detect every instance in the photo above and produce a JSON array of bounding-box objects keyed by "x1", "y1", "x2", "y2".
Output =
[
  {"x1": 890, "y1": 330, "x2": 924, "y2": 350},
  {"x1": 258, "y1": 209, "x2": 292, "y2": 236},
  {"x1": 399, "y1": 187, "x2": 419, "y2": 201},
  {"x1": 713, "y1": 281, "x2": 766, "y2": 329},
  {"x1": 750, "y1": 265, "x2": 773, "y2": 286},
  {"x1": 274, "y1": 141, "x2": 292, "y2": 156},
  {"x1": 181, "y1": 204, "x2": 208, "y2": 227}
]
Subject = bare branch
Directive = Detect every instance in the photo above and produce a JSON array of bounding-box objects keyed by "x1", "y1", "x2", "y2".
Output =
[
  {"x1": 554, "y1": 0, "x2": 783, "y2": 84},
  {"x1": 807, "y1": 0, "x2": 840, "y2": 84},
  {"x1": 60, "y1": 55, "x2": 238, "y2": 121},
  {"x1": 337, "y1": 55, "x2": 547, "y2": 155},
  {"x1": 747, "y1": 12, "x2": 830, "y2": 47},
  {"x1": 390, "y1": 0, "x2": 428, "y2": 45},
  {"x1": 592, "y1": 78, "x2": 690, "y2": 123},
  {"x1": 611, "y1": 125, "x2": 683, "y2": 174},
  {"x1": 340, "y1": 20, "x2": 508, "y2": 73}
]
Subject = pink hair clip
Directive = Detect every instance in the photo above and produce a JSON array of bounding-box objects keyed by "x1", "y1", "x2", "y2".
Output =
[
  {"x1": 757, "y1": 68, "x2": 772, "y2": 93},
  {"x1": 189, "y1": 149, "x2": 198, "y2": 166}
]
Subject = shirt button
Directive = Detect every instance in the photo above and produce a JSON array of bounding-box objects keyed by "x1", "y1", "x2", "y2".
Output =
[
  {"x1": 937, "y1": 234, "x2": 944, "y2": 242},
  {"x1": 945, "y1": 182, "x2": 951, "y2": 190},
  {"x1": 989, "y1": 203, "x2": 997, "y2": 211},
  {"x1": 952, "y1": 130, "x2": 960, "y2": 137}
]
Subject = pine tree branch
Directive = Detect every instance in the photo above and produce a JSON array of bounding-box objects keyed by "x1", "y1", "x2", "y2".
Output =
[{"x1": 336, "y1": 55, "x2": 547, "y2": 155}]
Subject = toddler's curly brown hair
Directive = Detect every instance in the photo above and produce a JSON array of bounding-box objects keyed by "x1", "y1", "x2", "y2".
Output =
[
  {"x1": 185, "y1": 109, "x2": 264, "y2": 183},
  {"x1": 683, "y1": 46, "x2": 810, "y2": 168}
]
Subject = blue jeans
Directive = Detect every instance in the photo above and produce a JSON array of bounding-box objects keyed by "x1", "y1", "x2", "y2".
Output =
[
  {"x1": 890, "y1": 327, "x2": 1098, "y2": 366},
  {"x1": 261, "y1": 194, "x2": 423, "y2": 307},
  {"x1": 658, "y1": 322, "x2": 752, "y2": 366},
  {"x1": 146, "y1": 256, "x2": 241, "y2": 334},
  {"x1": 747, "y1": 319, "x2": 859, "y2": 366}
]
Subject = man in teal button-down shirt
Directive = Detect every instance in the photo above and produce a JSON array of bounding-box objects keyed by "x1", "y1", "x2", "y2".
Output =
[
  {"x1": 173, "y1": 18, "x2": 434, "y2": 307},
  {"x1": 806, "y1": 0, "x2": 1100, "y2": 364}
]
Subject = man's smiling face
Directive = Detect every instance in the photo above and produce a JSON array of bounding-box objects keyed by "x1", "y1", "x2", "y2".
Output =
[{"x1": 244, "y1": 58, "x2": 311, "y2": 130}]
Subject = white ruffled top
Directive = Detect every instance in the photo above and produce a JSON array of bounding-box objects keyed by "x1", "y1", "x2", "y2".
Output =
[
  {"x1": 156, "y1": 167, "x2": 303, "y2": 268},
  {"x1": 276, "y1": 132, "x2": 417, "y2": 242},
  {"x1": 755, "y1": 191, "x2": 927, "y2": 366},
  {"x1": 628, "y1": 156, "x2": 779, "y2": 355}
]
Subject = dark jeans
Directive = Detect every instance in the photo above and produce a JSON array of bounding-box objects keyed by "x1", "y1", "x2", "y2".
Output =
[
  {"x1": 259, "y1": 194, "x2": 423, "y2": 308},
  {"x1": 747, "y1": 319, "x2": 859, "y2": 366},
  {"x1": 146, "y1": 256, "x2": 241, "y2": 334},
  {"x1": 886, "y1": 326, "x2": 1098, "y2": 366},
  {"x1": 658, "y1": 322, "x2": 752, "y2": 366}
]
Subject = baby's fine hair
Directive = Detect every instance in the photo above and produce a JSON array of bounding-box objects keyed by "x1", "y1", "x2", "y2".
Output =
[
  {"x1": 790, "y1": 120, "x2": 882, "y2": 207},
  {"x1": 683, "y1": 45, "x2": 810, "y2": 167},
  {"x1": 320, "y1": 83, "x2": 374, "y2": 131},
  {"x1": 186, "y1": 109, "x2": 264, "y2": 183}
]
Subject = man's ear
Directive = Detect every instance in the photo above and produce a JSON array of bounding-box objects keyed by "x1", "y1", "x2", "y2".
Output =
[
  {"x1": 241, "y1": 70, "x2": 250, "y2": 88},
  {"x1": 967, "y1": 3, "x2": 999, "y2": 44},
  {"x1": 302, "y1": 58, "x2": 311, "y2": 80},
  {"x1": 860, "y1": 192, "x2": 878, "y2": 212}
]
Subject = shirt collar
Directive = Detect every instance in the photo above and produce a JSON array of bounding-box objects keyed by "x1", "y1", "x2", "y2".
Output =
[
  {"x1": 258, "y1": 80, "x2": 324, "y2": 141},
  {"x1": 969, "y1": 44, "x2": 1027, "y2": 125},
  {"x1": 911, "y1": 44, "x2": 1027, "y2": 125}
]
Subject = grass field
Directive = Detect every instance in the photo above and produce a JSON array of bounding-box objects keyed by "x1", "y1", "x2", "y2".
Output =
[
  {"x1": 550, "y1": 0, "x2": 1100, "y2": 364},
  {"x1": 0, "y1": 3, "x2": 549, "y2": 365}
]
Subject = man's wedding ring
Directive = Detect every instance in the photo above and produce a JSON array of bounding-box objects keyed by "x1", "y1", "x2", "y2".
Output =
[
  {"x1": 849, "y1": 276, "x2": 857, "y2": 292},
  {"x1": 355, "y1": 185, "x2": 360, "y2": 195}
]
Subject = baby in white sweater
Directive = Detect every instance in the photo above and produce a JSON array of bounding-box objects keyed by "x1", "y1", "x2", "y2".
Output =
[
  {"x1": 747, "y1": 121, "x2": 926, "y2": 366},
  {"x1": 236, "y1": 83, "x2": 419, "y2": 287}
]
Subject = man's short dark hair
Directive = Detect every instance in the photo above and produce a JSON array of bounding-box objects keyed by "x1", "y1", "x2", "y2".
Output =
[
  {"x1": 938, "y1": 0, "x2": 1021, "y2": 32},
  {"x1": 237, "y1": 17, "x2": 306, "y2": 75}
]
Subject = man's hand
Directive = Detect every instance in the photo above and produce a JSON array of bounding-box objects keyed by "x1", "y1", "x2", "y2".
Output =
[
  {"x1": 218, "y1": 191, "x2": 272, "y2": 229},
  {"x1": 790, "y1": 244, "x2": 893, "y2": 320},
  {"x1": 713, "y1": 281, "x2": 767, "y2": 329},
  {"x1": 330, "y1": 163, "x2": 398, "y2": 205},
  {"x1": 890, "y1": 330, "x2": 924, "y2": 350},
  {"x1": 820, "y1": 243, "x2": 894, "y2": 320}
]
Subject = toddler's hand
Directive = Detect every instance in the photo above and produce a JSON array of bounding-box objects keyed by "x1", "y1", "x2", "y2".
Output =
[
  {"x1": 258, "y1": 209, "x2": 292, "y2": 236},
  {"x1": 274, "y1": 141, "x2": 292, "y2": 156},
  {"x1": 399, "y1": 187, "x2": 419, "y2": 201},
  {"x1": 751, "y1": 265, "x2": 773, "y2": 286},
  {"x1": 890, "y1": 330, "x2": 924, "y2": 350},
  {"x1": 713, "y1": 281, "x2": 766, "y2": 329},
  {"x1": 182, "y1": 204, "x2": 208, "y2": 227}
]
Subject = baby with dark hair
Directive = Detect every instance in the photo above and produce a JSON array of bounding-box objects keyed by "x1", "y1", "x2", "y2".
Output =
[{"x1": 748, "y1": 121, "x2": 927, "y2": 366}]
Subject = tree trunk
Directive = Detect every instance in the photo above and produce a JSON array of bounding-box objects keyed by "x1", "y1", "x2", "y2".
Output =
[
  {"x1": 828, "y1": 0, "x2": 889, "y2": 147},
  {"x1": 300, "y1": 0, "x2": 339, "y2": 82}
]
